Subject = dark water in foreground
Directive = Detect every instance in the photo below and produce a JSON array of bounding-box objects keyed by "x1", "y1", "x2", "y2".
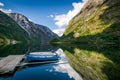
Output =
[{"x1": 0, "y1": 44, "x2": 82, "y2": 80}]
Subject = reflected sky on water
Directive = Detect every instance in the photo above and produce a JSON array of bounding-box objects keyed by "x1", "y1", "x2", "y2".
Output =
[{"x1": 0, "y1": 47, "x2": 82, "y2": 80}]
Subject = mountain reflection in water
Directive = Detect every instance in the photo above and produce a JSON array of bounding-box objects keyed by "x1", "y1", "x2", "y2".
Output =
[{"x1": 0, "y1": 47, "x2": 82, "y2": 80}]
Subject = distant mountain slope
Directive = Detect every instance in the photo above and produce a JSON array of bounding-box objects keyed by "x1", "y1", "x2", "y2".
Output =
[
  {"x1": 0, "y1": 11, "x2": 30, "y2": 44},
  {"x1": 7, "y1": 13, "x2": 58, "y2": 43}
]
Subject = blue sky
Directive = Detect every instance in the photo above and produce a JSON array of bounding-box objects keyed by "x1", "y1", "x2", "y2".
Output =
[{"x1": 0, "y1": 0, "x2": 86, "y2": 36}]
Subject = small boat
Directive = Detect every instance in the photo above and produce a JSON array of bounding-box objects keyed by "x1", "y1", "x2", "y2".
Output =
[{"x1": 26, "y1": 52, "x2": 60, "y2": 62}]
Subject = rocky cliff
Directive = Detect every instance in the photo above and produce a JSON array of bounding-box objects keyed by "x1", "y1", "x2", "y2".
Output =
[
  {"x1": 60, "y1": 0, "x2": 120, "y2": 80},
  {"x1": 7, "y1": 13, "x2": 58, "y2": 43},
  {"x1": 64, "y1": 0, "x2": 120, "y2": 37}
]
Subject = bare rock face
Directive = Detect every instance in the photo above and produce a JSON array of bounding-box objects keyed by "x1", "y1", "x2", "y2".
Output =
[{"x1": 7, "y1": 13, "x2": 58, "y2": 43}]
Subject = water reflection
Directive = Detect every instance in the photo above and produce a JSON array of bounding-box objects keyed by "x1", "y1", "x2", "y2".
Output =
[
  {"x1": 55, "y1": 43, "x2": 120, "y2": 80},
  {"x1": 0, "y1": 43, "x2": 58, "y2": 57},
  {"x1": 2, "y1": 64, "x2": 81, "y2": 80},
  {"x1": 0, "y1": 45, "x2": 82, "y2": 80}
]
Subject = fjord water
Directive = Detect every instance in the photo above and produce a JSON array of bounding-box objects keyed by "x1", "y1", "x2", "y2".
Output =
[{"x1": 0, "y1": 44, "x2": 82, "y2": 80}]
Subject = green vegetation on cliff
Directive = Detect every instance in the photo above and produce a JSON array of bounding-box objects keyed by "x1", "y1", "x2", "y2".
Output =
[
  {"x1": 0, "y1": 11, "x2": 30, "y2": 44},
  {"x1": 0, "y1": 11, "x2": 42, "y2": 45},
  {"x1": 57, "y1": 0, "x2": 120, "y2": 80}
]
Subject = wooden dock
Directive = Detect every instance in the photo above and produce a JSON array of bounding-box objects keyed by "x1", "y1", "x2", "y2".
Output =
[{"x1": 0, "y1": 55, "x2": 24, "y2": 74}]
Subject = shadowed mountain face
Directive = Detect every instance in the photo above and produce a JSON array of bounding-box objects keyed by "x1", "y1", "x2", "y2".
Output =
[
  {"x1": 7, "y1": 13, "x2": 58, "y2": 43},
  {"x1": 57, "y1": 23, "x2": 120, "y2": 80},
  {"x1": 0, "y1": 11, "x2": 30, "y2": 44},
  {"x1": 58, "y1": 0, "x2": 120, "y2": 80},
  {"x1": 0, "y1": 11, "x2": 58, "y2": 44}
]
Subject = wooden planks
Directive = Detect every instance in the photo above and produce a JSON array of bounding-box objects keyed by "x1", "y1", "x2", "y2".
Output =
[{"x1": 0, "y1": 55, "x2": 24, "y2": 74}]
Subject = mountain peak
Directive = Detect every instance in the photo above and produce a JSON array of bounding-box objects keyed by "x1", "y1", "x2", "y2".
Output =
[{"x1": 7, "y1": 12, "x2": 58, "y2": 43}]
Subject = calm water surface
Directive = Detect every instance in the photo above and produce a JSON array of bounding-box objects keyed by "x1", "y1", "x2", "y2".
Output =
[{"x1": 0, "y1": 44, "x2": 82, "y2": 80}]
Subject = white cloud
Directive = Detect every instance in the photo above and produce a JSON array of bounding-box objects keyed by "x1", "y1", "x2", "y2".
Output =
[
  {"x1": 0, "y1": 2, "x2": 4, "y2": 7},
  {"x1": 51, "y1": 0, "x2": 88, "y2": 36},
  {"x1": 53, "y1": 28, "x2": 65, "y2": 36},
  {"x1": 54, "y1": 0, "x2": 87, "y2": 28},
  {"x1": 48, "y1": 15, "x2": 54, "y2": 18},
  {"x1": 0, "y1": 8, "x2": 12, "y2": 13},
  {"x1": 0, "y1": 2, "x2": 12, "y2": 13}
]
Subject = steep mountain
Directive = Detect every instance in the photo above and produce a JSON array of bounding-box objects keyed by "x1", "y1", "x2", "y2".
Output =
[
  {"x1": 60, "y1": 0, "x2": 120, "y2": 80},
  {"x1": 7, "y1": 13, "x2": 58, "y2": 43},
  {"x1": 0, "y1": 11, "x2": 30, "y2": 44},
  {"x1": 64, "y1": 0, "x2": 120, "y2": 38}
]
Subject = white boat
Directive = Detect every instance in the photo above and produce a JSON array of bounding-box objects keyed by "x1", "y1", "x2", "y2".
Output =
[{"x1": 26, "y1": 52, "x2": 60, "y2": 61}]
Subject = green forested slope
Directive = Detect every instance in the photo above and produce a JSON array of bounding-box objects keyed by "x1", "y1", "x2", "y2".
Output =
[
  {"x1": 0, "y1": 11, "x2": 30, "y2": 44},
  {"x1": 59, "y1": 0, "x2": 120, "y2": 80},
  {"x1": 63, "y1": 0, "x2": 120, "y2": 41}
]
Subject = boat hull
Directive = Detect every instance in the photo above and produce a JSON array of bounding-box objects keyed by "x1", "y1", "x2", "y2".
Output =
[{"x1": 26, "y1": 52, "x2": 59, "y2": 61}]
